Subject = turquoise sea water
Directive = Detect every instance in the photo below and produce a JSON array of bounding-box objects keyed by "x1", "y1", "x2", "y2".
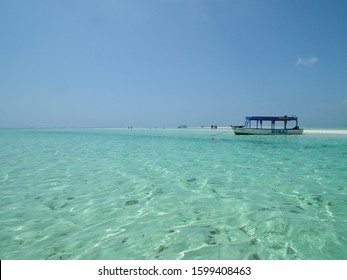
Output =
[{"x1": 1, "y1": 128, "x2": 346, "y2": 260}]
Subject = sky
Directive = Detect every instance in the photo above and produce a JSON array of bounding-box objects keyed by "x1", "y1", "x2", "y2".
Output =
[{"x1": 1, "y1": 0, "x2": 347, "y2": 128}]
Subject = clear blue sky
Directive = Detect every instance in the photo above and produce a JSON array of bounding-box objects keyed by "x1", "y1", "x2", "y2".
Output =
[{"x1": 1, "y1": 0, "x2": 346, "y2": 128}]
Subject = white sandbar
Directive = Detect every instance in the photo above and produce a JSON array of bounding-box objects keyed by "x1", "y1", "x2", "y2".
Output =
[{"x1": 304, "y1": 129, "x2": 347, "y2": 135}]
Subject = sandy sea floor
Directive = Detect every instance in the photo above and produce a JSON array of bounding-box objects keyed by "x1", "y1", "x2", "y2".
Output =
[{"x1": 0, "y1": 128, "x2": 346, "y2": 259}]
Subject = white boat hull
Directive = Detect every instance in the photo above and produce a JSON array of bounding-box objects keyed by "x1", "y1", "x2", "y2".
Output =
[{"x1": 232, "y1": 127, "x2": 303, "y2": 135}]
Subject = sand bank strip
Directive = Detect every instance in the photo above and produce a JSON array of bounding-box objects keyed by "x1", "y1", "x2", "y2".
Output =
[{"x1": 304, "y1": 129, "x2": 347, "y2": 135}]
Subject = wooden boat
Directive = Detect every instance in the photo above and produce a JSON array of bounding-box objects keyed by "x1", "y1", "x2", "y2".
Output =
[{"x1": 232, "y1": 116, "x2": 303, "y2": 135}]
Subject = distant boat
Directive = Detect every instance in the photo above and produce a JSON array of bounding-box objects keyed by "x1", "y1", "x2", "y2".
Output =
[
  {"x1": 177, "y1": 125, "x2": 188, "y2": 128},
  {"x1": 232, "y1": 116, "x2": 304, "y2": 135}
]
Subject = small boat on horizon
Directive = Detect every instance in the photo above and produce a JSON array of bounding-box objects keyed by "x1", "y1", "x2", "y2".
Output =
[
  {"x1": 177, "y1": 125, "x2": 188, "y2": 129},
  {"x1": 232, "y1": 115, "x2": 304, "y2": 135}
]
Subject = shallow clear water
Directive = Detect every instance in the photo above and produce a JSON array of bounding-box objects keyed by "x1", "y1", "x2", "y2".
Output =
[{"x1": 0, "y1": 128, "x2": 346, "y2": 260}]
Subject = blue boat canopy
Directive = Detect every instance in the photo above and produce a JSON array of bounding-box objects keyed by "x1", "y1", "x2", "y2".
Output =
[
  {"x1": 244, "y1": 115, "x2": 300, "y2": 129},
  {"x1": 246, "y1": 115, "x2": 298, "y2": 121}
]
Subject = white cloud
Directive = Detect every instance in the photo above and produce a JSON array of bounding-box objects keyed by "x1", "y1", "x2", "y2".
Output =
[{"x1": 296, "y1": 56, "x2": 319, "y2": 68}]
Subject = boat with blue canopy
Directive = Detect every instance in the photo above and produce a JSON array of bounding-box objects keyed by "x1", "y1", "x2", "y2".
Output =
[{"x1": 232, "y1": 115, "x2": 304, "y2": 135}]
